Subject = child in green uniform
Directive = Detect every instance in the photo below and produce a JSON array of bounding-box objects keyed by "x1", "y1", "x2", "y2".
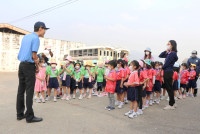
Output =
[
  {"x1": 59, "y1": 56, "x2": 74, "y2": 101},
  {"x1": 72, "y1": 62, "x2": 84, "y2": 99},
  {"x1": 46, "y1": 59, "x2": 59, "y2": 102},
  {"x1": 94, "y1": 62, "x2": 105, "y2": 97},
  {"x1": 83, "y1": 61, "x2": 95, "y2": 99}
]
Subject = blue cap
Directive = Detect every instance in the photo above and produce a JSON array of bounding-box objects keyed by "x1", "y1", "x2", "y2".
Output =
[
  {"x1": 34, "y1": 21, "x2": 49, "y2": 30},
  {"x1": 145, "y1": 47, "x2": 151, "y2": 53}
]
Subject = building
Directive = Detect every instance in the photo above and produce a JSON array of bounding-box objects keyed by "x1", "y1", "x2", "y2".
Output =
[
  {"x1": 0, "y1": 24, "x2": 86, "y2": 72},
  {"x1": 69, "y1": 46, "x2": 129, "y2": 62}
]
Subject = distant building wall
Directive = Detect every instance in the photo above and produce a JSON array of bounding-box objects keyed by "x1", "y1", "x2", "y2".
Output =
[{"x1": 0, "y1": 32, "x2": 86, "y2": 72}]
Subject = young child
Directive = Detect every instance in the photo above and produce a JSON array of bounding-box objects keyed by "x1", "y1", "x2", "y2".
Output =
[
  {"x1": 82, "y1": 61, "x2": 95, "y2": 99},
  {"x1": 154, "y1": 61, "x2": 163, "y2": 104},
  {"x1": 72, "y1": 62, "x2": 83, "y2": 99},
  {"x1": 123, "y1": 60, "x2": 131, "y2": 104},
  {"x1": 124, "y1": 60, "x2": 140, "y2": 119},
  {"x1": 180, "y1": 63, "x2": 189, "y2": 99},
  {"x1": 46, "y1": 59, "x2": 59, "y2": 102},
  {"x1": 143, "y1": 59, "x2": 153, "y2": 108},
  {"x1": 115, "y1": 59, "x2": 125, "y2": 109},
  {"x1": 173, "y1": 63, "x2": 180, "y2": 100},
  {"x1": 103, "y1": 61, "x2": 110, "y2": 96},
  {"x1": 94, "y1": 62, "x2": 105, "y2": 97},
  {"x1": 58, "y1": 61, "x2": 65, "y2": 98},
  {"x1": 188, "y1": 64, "x2": 197, "y2": 97},
  {"x1": 150, "y1": 62, "x2": 157, "y2": 105},
  {"x1": 137, "y1": 60, "x2": 148, "y2": 115},
  {"x1": 35, "y1": 58, "x2": 47, "y2": 103},
  {"x1": 104, "y1": 60, "x2": 117, "y2": 111},
  {"x1": 60, "y1": 56, "x2": 74, "y2": 101},
  {"x1": 159, "y1": 62, "x2": 166, "y2": 100}
]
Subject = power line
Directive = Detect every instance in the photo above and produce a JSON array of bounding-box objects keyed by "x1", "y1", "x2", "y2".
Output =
[{"x1": 9, "y1": 0, "x2": 79, "y2": 24}]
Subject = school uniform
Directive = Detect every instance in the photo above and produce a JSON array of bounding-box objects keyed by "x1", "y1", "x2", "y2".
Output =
[
  {"x1": 48, "y1": 68, "x2": 59, "y2": 89},
  {"x1": 83, "y1": 69, "x2": 93, "y2": 89},
  {"x1": 115, "y1": 68, "x2": 125, "y2": 94},
  {"x1": 154, "y1": 69, "x2": 163, "y2": 92},
  {"x1": 96, "y1": 68, "x2": 105, "y2": 91},
  {"x1": 144, "y1": 68, "x2": 153, "y2": 95},
  {"x1": 72, "y1": 69, "x2": 83, "y2": 90},
  {"x1": 103, "y1": 67, "x2": 110, "y2": 87},
  {"x1": 105, "y1": 69, "x2": 117, "y2": 108},
  {"x1": 188, "y1": 70, "x2": 196, "y2": 88},
  {"x1": 62, "y1": 64, "x2": 74, "y2": 87},
  {"x1": 123, "y1": 67, "x2": 131, "y2": 91},
  {"x1": 138, "y1": 69, "x2": 147, "y2": 109},
  {"x1": 180, "y1": 70, "x2": 190, "y2": 89},
  {"x1": 127, "y1": 71, "x2": 140, "y2": 101},
  {"x1": 173, "y1": 71, "x2": 179, "y2": 90}
]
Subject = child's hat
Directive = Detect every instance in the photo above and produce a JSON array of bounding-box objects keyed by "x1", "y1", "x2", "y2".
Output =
[
  {"x1": 60, "y1": 61, "x2": 66, "y2": 66},
  {"x1": 137, "y1": 60, "x2": 144, "y2": 68},
  {"x1": 74, "y1": 62, "x2": 81, "y2": 67},
  {"x1": 144, "y1": 59, "x2": 151, "y2": 66},
  {"x1": 190, "y1": 63, "x2": 196, "y2": 69},
  {"x1": 65, "y1": 56, "x2": 73, "y2": 61},
  {"x1": 98, "y1": 61, "x2": 104, "y2": 68},
  {"x1": 50, "y1": 58, "x2": 57, "y2": 64},
  {"x1": 85, "y1": 61, "x2": 93, "y2": 66},
  {"x1": 173, "y1": 62, "x2": 180, "y2": 68}
]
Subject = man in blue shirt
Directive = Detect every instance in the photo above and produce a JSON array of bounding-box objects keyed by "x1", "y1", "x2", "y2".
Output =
[
  {"x1": 16, "y1": 22, "x2": 49, "y2": 123},
  {"x1": 187, "y1": 50, "x2": 200, "y2": 97}
]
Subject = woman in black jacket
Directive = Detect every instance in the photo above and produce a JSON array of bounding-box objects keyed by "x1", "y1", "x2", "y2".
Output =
[{"x1": 159, "y1": 40, "x2": 178, "y2": 110}]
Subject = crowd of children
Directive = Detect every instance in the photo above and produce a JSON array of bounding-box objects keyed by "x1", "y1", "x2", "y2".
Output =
[{"x1": 34, "y1": 55, "x2": 199, "y2": 119}]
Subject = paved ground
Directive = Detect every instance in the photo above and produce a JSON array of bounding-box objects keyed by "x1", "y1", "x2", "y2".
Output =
[{"x1": 0, "y1": 72, "x2": 200, "y2": 134}]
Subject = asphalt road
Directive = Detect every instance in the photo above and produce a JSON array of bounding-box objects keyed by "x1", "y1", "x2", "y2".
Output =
[{"x1": 0, "y1": 72, "x2": 200, "y2": 134}]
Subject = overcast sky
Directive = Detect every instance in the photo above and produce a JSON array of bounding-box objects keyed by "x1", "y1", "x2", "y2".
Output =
[{"x1": 1, "y1": 0, "x2": 200, "y2": 62}]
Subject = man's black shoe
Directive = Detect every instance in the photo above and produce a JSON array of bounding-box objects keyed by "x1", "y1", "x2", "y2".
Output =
[
  {"x1": 26, "y1": 116, "x2": 43, "y2": 123},
  {"x1": 17, "y1": 115, "x2": 25, "y2": 121}
]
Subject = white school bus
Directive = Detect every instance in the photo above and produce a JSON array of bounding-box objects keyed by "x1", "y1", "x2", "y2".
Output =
[{"x1": 68, "y1": 46, "x2": 129, "y2": 62}]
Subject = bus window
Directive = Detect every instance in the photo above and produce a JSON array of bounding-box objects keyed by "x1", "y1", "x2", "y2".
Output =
[
  {"x1": 107, "y1": 51, "x2": 109, "y2": 56},
  {"x1": 74, "y1": 50, "x2": 78, "y2": 57},
  {"x1": 70, "y1": 50, "x2": 74, "y2": 57},
  {"x1": 111, "y1": 52, "x2": 112, "y2": 56},
  {"x1": 100, "y1": 50, "x2": 102, "y2": 56},
  {"x1": 104, "y1": 51, "x2": 106, "y2": 56},
  {"x1": 118, "y1": 53, "x2": 119, "y2": 58}
]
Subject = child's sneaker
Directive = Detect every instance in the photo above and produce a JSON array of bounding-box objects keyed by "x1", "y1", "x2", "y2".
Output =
[
  {"x1": 156, "y1": 99, "x2": 160, "y2": 104},
  {"x1": 125, "y1": 111, "x2": 133, "y2": 116},
  {"x1": 118, "y1": 103, "x2": 123, "y2": 109},
  {"x1": 93, "y1": 92, "x2": 98, "y2": 96},
  {"x1": 149, "y1": 100, "x2": 153, "y2": 106},
  {"x1": 41, "y1": 97, "x2": 45, "y2": 103},
  {"x1": 61, "y1": 94, "x2": 66, "y2": 100},
  {"x1": 73, "y1": 94, "x2": 76, "y2": 99},
  {"x1": 136, "y1": 109, "x2": 143, "y2": 115},
  {"x1": 108, "y1": 107, "x2": 115, "y2": 111},
  {"x1": 36, "y1": 98, "x2": 41, "y2": 103},
  {"x1": 83, "y1": 94, "x2": 87, "y2": 98},
  {"x1": 178, "y1": 95, "x2": 183, "y2": 99},
  {"x1": 128, "y1": 112, "x2": 137, "y2": 118},
  {"x1": 79, "y1": 95, "x2": 83, "y2": 100},
  {"x1": 186, "y1": 93, "x2": 189, "y2": 97},
  {"x1": 163, "y1": 105, "x2": 175, "y2": 110},
  {"x1": 105, "y1": 106, "x2": 111, "y2": 110},
  {"x1": 34, "y1": 95, "x2": 37, "y2": 100},
  {"x1": 183, "y1": 94, "x2": 186, "y2": 99},
  {"x1": 45, "y1": 96, "x2": 50, "y2": 101},
  {"x1": 145, "y1": 104, "x2": 149, "y2": 108},
  {"x1": 54, "y1": 97, "x2": 57, "y2": 102},
  {"x1": 191, "y1": 94, "x2": 194, "y2": 97},
  {"x1": 105, "y1": 92, "x2": 108, "y2": 96},
  {"x1": 161, "y1": 96, "x2": 165, "y2": 100},
  {"x1": 142, "y1": 106, "x2": 146, "y2": 110},
  {"x1": 166, "y1": 97, "x2": 169, "y2": 101},
  {"x1": 97, "y1": 93, "x2": 103, "y2": 97},
  {"x1": 66, "y1": 96, "x2": 71, "y2": 101},
  {"x1": 174, "y1": 97, "x2": 178, "y2": 101},
  {"x1": 87, "y1": 95, "x2": 91, "y2": 99}
]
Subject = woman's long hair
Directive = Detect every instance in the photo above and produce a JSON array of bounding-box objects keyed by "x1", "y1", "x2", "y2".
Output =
[{"x1": 169, "y1": 40, "x2": 178, "y2": 52}]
